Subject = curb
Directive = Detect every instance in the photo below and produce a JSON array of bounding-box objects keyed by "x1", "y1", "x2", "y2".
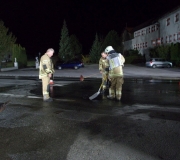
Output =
[{"x1": 0, "y1": 67, "x2": 18, "y2": 72}]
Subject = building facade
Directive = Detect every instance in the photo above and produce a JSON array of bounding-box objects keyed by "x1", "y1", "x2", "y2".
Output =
[{"x1": 123, "y1": 6, "x2": 180, "y2": 59}]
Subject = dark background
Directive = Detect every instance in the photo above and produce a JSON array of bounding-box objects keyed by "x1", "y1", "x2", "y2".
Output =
[{"x1": 0, "y1": 0, "x2": 180, "y2": 58}]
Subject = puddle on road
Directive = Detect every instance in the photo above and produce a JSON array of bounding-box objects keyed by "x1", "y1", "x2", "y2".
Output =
[
  {"x1": 0, "y1": 78, "x2": 180, "y2": 105},
  {"x1": 30, "y1": 81, "x2": 96, "y2": 100},
  {"x1": 0, "y1": 78, "x2": 178, "y2": 110},
  {"x1": 0, "y1": 86, "x2": 16, "y2": 92},
  {"x1": 1, "y1": 78, "x2": 180, "y2": 123},
  {"x1": 149, "y1": 110, "x2": 180, "y2": 121},
  {"x1": 29, "y1": 78, "x2": 180, "y2": 107},
  {"x1": 128, "y1": 108, "x2": 180, "y2": 122},
  {"x1": 29, "y1": 80, "x2": 125, "y2": 115}
]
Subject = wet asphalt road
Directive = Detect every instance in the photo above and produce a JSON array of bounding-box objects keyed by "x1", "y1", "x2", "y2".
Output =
[{"x1": 0, "y1": 77, "x2": 180, "y2": 160}]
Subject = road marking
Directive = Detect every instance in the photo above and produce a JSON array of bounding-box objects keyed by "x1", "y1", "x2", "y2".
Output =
[
  {"x1": 53, "y1": 84, "x2": 64, "y2": 87},
  {"x1": 0, "y1": 93, "x2": 25, "y2": 97},
  {"x1": 27, "y1": 96, "x2": 41, "y2": 99},
  {"x1": 0, "y1": 93, "x2": 75, "y2": 102}
]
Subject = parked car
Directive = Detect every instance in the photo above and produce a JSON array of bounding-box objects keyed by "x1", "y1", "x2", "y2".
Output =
[
  {"x1": 56, "y1": 60, "x2": 84, "y2": 70},
  {"x1": 146, "y1": 58, "x2": 172, "y2": 68}
]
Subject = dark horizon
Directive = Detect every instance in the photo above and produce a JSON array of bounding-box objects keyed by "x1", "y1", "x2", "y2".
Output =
[{"x1": 0, "y1": 0, "x2": 180, "y2": 59}]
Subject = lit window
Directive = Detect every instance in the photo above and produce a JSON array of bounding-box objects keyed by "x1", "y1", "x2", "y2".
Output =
[
  {"x1": 152, "y1": 40, "x2": 156, "y2": 46},
  {"x1": 166, "y1": 18, "x2": 170, "y2": 26},
  {"x1": 156, "y1": 38, "x2": 161, "y2": 45},
  {"x1": 175, "y1": 13, "x2": 179, "y2": 22}
]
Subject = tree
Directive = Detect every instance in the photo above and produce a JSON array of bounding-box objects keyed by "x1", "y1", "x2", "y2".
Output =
[
  {"x1": 101, "y1": 30, "x2": 123, "y2": 53},
  {"x1": 156, "y1": 45, "x2": 170, "y2": 60},
  {"x1": 149, "y1": 44, "x2": 172, "y2": 61},
  {"x1": 170, "y1": 43, "x2": 180, "y2": 66},
  {"x1": 11, "y1": 44, "x2": 27, "y2": 68},
  {"x1": 89, "y1": 33, "x2": 102, "y2": 63},
  {"x1": 0, "y1": 21, "x2": 16, "y2": 61},
  {"x1": 69, "y1": 34, "x2": 82, "y2": 58},
  {"x1": 149, "y1": 47, "x2": 159, "y2": 58},
  {"x1": 59, "y1": 20, "x2": 73, "y2": 61}
]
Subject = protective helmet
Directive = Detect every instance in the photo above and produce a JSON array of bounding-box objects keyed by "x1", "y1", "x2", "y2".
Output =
[{"x1": 105, "y1": 46, "x2": 114, "y2": 53}]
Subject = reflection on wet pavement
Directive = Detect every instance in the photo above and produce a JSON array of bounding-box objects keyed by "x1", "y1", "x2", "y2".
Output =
[
  {"x1": 1, "y1": 78, "x2": 180, "y2": 159},
  {"x1": 29, "y1": 78, "x2": 180, "y2": 107}
]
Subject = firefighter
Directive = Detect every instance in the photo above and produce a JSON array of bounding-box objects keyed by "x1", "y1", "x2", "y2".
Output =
[
  {"x1": 99, "y1": 52, "x2": 109, "y2": 92},
  {"x1": 105, "y1": 46, "x2": 125, "y2": 101},
  {"x1": 39, "y1": 48, "x2": 55, "y2": 102}
]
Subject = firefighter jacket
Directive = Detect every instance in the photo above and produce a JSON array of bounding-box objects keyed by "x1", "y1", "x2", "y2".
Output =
[
  {"x1": 99, "y1": 57, "x2": 109, "y2": 74},
  {"x1": 39, "y1": 53, "x2": 55, "y2": 79},
  {"x1": 107, "y1": 52, "x2": 125, "y2": 78}
]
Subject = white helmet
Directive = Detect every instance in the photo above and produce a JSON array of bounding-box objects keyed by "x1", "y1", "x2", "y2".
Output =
[{"x1": 105, "y1": 46, "x2": 114, "y2": 53}]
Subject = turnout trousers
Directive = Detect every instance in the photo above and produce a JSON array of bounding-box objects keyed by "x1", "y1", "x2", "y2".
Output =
[
  {"x1": 102, "y1": 72, "x2": 108, "y2": 90},
  {"x1": 109, "y1": 77, "x2": 124, "y2": 100},
  {"x1": 42, "y1": 76, "x2": 50, "y2": 100}
]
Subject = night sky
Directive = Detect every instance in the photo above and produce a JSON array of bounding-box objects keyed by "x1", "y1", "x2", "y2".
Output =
[{"x1": 0, "y1": 0, "x2": 180, "y2": 58}]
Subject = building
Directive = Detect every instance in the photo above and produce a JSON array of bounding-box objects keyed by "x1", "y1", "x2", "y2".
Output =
[{"x1": 123, "y1": 6, "x2": 180, "y2": 60}]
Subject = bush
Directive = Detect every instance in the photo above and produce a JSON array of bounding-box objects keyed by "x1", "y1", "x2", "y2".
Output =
[
  {"x1": 81, "y1": 54, "x2": 90, "y2": 64},
  {"x1": 149, "y1": 47, "x2": 159, "y2": 58},
  {"x1": 148, "y1": 43, "x2": 180, "y2": 66},
  {"x1": 149, "y1": 45, "x2": 170, "y2": 60},
  {"x1": 124, "y1": 49, "x2": 144, "y2": 64},
  {"x1": 11, "y1": 44, "x2": 27, "y2": 68},
  {"x1": 125, "y1": 55, "x2": 145, "y2": 64},
  {"x1": 128, "y1": 49, "x2": 139, "y2": 56},
  {"x1": 170, "y1": 43, "x2": 180, "y2": 66},
  {"x1": 27, "y1": 60, "x2": 35, "y2": 67}
]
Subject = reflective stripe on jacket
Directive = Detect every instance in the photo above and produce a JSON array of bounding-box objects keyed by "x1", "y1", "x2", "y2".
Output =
[
  {"x1": 39, "y1": 53, "x2": 54, "y2": 79},
  {"x1": 99, "y1": 57, "x2": 109, "y2": 73},
  {"x1": 108, "y1": 54, "x2": 125, "y2": 78}
]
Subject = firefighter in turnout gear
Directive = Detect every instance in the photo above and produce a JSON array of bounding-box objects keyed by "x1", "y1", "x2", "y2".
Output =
[
  {"x1": 99, "y1": 52, "x2": 109, "y2": 92},
  {"x1": 105, "y1": 46, "x2": 125, "y2": 101},
  {"x1": 39, "y1": 48, "x2": 55, "y2": 102}
]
